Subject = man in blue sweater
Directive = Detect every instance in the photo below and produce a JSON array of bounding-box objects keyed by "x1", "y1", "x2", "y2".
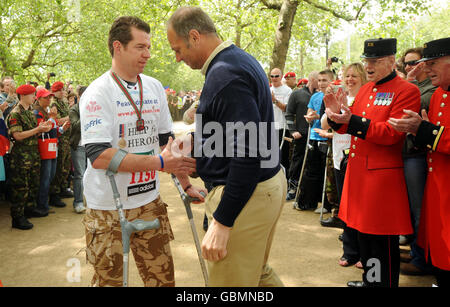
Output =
[{"x1": 167, "y1": 6, "x2": 286, "y2": 287}]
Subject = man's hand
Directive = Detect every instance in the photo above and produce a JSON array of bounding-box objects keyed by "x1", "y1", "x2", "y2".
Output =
[
  {"x1": 406, "y1": 62, "x2": 426, "y2": 82},
  {"x1": 160, "y1": 137, "x2": 196, "y2": 175},
  {"x1": 292, "y1": 131, "x2": 302, "y2": 139},
  {"x1": 313, "y1": 128, "x2": 333, "y2": 139},
  {"x1": 201, "y1": 218, "x2": 231, "y2": 262},
  {"x1": 171, "y1": 134, "x2": 193, "y2": 158},
  {"x1": 186, "y1": 107, "x2": 196, "y2": 121},
  {"x1": 324, "y1": 87, "x2": 347, "y2": 114},
  {"x1": 0, "y1": 100, "x2": 8, "y2": 112},
  {"x1": 185, "y1": 185, "x2": 208, "y2": 204},
  {"x1": 387, "y1": 109, "x2": 429, "y2": 135},
  {"x1": 37, "y1": 121, "x2": 53, "y2": 133},
  {"x1": 304, "y1": 110, "x2": 319, "y2": 123},
  {"x1": 62, "y1": 121, "x2": 71, "y2": 131},
  {"x1": 326, "y1": 104, "x2": 352, "y2": 124}
]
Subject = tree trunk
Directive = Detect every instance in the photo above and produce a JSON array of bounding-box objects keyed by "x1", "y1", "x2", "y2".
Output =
[
  {"x1": 269, "y1": 0, "x2": 298, "y2": 73},
  {"x1": 299, "y1": 45, "x2": 304, "y2": 77}
]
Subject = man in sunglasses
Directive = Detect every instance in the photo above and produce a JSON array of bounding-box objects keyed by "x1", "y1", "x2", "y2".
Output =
[
  {"x1": 270, "y1": 68, "x2": 292, "y2": 176},
  {"x1": 399, "y1": 47, "x2": 437, "y2": 276}
]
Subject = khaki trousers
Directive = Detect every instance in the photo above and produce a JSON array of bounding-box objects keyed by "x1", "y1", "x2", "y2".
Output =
[{"x1": 205, "y1": 169, "x2": 286, "y2": 287}]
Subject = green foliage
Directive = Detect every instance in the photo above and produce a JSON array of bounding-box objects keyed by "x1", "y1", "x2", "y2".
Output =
[{"x1": 0, "y1": 0, "x2": 445, "y2": 89}]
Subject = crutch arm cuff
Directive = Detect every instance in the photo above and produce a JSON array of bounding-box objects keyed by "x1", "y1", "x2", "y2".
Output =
[{"x1": 107, "y1": 149, "x2": 128, "y2": 174}]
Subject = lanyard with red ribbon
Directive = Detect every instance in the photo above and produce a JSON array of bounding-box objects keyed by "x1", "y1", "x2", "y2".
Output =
[{"x1": 111, "y1": 71, "x2": 146, "y2": 131}]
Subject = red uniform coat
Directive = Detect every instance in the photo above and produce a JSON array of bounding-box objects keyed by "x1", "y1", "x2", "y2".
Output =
[
  {"x1": 417, "y1": 87, "x2": 450, "y2": 270},
  {"x1": 336, "y1": 74, "x2": 421, "y2": 235}
]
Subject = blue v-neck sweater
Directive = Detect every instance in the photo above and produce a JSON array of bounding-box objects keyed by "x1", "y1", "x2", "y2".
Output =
[{"x1": 194, "y1": 44, "x2": 281, "y2": 227}]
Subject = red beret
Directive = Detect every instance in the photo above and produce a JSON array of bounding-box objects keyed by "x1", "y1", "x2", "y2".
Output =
[
  {"x1": 16, "y1": 84, "x2": 36, "y2": 95},
  {"x1": 297, "y1": 78, "x2": 308, "y2": 87},
  {"x1": 284, "y1": 72, "x2": 296, "y2": 78},
  {"x1": 51, "y1": 81, "x2": 64, "y2": 92},
  {"x1": 36, "y1": 89, "x2": 54, "y2": 99}
]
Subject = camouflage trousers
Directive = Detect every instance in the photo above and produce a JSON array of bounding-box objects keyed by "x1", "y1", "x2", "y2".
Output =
[
  {"x1": 50, "y1": 138, "x2": 71, "y2": 195},
  {"x1": 9, "y1": 145, "x2": 40, "y2": 218},
  {"x1": 82, "y1": 197, "x2": 175, "y2": 287}
]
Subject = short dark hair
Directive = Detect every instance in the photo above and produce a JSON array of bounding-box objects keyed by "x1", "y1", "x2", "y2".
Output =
[
  {"x1": 78, "y1": 86, "x2": 88, "y2": 98},
  {"x1": 403, "y1": 47, "x2": 424, "y2": 59},
  {"x1": 108, "y1": 16, "x2": 150, "y2": 57},
  {"x1": 167, "y1": 6, "x2": 217, "y2": 43},
  {"x1": 319, "y1": 69, "x2": 335, "y2": 81}
]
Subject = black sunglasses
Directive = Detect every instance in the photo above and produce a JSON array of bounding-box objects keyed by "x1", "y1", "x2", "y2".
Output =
[
  {"x1": 270, "y1": 75, "x2": 280, "y2": 78},
  {"x1": 404, "y1": 60, "x2": 418, "y2": 66}
]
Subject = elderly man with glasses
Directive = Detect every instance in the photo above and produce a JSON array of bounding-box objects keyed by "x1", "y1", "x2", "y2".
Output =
[
  {"x1": 388, "y1": 37, "x2": 450, "y2": 287},
  {"x1": 325, "y1": 38, "x2": 421, "y2": 287},
  {"x1": 397, "y1": 47, "x2": 438, "y2": 276}
]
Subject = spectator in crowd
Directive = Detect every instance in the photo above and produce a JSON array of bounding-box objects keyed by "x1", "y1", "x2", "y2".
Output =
[
  {"x1": 45, "y1": 73, "x2": 55, "y2": 90},
  {"x1": 388, "y1": 37, "x2": 450, "y2": 287},
  {"x1": 325, "y1": 38, "x2": 420, "y2": 287},
  {"x1": 297, "y1": 78, "x2": 308, "y2": 89},
  {"x1": 395, "y1": 57, "x2": 407, "y2": 79},
  {"x1": 399, "y1": 47, "x2": 437, "y2": 276},
  {"x1": 284, "y1": 72, "x2": 297, "y2": 90},
  {"x1": 0, "y1": 81, "x2": 8, "y2": 197},
  {"x1": 69, "y1": 86, "x2": 87, "y2": 214},
  {"x1": 294, "y1": 70, "x2": 333, "y2": 212},
  {"x1": 67, "y1": 92, "x2": 77, "y2": 108},
  {"x1": 1, "y1": 77, "x2": 19, "y2": 120},
  {"x1": 34, "y1": 89, "x2": 61, "y2": 215},
  {"x1": 167, "y1": 6, "x2": 285, "y2": 287},
  {"x1": 270, "y1": 67, "x2": 292, "y2": 175},
  {"x1": 49, "y1": 81, "x2": 72, "y2": 208},
  {"x1": 8, "y1": 84, "x2": 52, "y2": 230},
  {"x1": 176, "y1": 91, "x2": 185, "y2": 120},
  {"x1": 0, "y1": 81, "x2": 4, "y2": 99},
  {"x1": 285, "y1": 71, "x2": 319, "y2": 200},
  {"x1": 321, "y1": 63, "x2": 367, "y2": 269}
]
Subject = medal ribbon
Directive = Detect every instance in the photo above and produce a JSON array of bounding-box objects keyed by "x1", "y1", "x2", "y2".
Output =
[
  {"x1": 111, "y1": 71, "x2": 144, "y2": 121},
  {"x1": 119, "y1": 124, "x2": 125, "y2": 138}
]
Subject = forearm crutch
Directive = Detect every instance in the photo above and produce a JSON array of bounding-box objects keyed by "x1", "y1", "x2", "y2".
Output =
[
  {"x1": 292, "y1": 123, "x2": 312, "y2": 209},
  {"x1": 319, "y1": 145, "x2": 331, "y2": 222},
  {"x1": 106, "y1": 149, "x2": 160, "y2": 287},
  {"x1": 171, "y1": 174, "x2": 208, "y2": 287}
]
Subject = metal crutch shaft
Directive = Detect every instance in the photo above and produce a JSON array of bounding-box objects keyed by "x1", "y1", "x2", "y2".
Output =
[
  {"x1": 319, "y1": 145, "x2": 331, "y2": 222},
  {"x1": 106, "y1": 169, "x2": 160, "y2": 287},
  {"x1": 171, "y1": 174, "x2": 209, "y2": 287},
  {"x1": 293, "y1": 123, "x2": 312, "y2": 208}
]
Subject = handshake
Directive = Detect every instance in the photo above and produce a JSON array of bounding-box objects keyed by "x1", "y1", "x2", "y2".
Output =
[{"x1": 159, "y1": 134, "x2": 196, "y2": 176}]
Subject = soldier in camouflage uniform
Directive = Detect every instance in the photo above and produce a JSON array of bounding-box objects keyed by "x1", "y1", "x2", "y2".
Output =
[
  {"x1": 49, "y1": 81, "x2": 72, "y2": 207},
  {"x1": 7, "y1": 84, "x2": 52, "y2": 230}
]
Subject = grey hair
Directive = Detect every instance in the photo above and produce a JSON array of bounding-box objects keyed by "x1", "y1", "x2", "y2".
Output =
[{"x1": 167, "y1": 6, "x2": 217, "y2": 42}]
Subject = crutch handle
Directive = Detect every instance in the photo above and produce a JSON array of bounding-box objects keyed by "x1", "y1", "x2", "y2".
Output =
[
  {"x1": 125, "y1": 219, "x2": 160, "y2": 233},
  {"x1": 189, "y1": 191, "x2": 207, "y2": 203}
]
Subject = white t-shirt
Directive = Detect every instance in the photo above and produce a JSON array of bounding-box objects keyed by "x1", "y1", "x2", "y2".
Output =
[
  {"x1": 80, "y1": 71, "x2": 172, "y2": 210},
  {"x1": 332, "y1": 96, "x2": 353, "y2": 170},
  {"x1": 270, "y1": 84, "x2": 292, "y2": 130}
]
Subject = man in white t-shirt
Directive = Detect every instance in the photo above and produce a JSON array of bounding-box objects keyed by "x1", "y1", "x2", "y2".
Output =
[
  {"x1": 80, "y1": 16, "x2": 203, "y2": 287},
  {"x1": 270, "y1": 68, "x2": 292, "y2": 174}
]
